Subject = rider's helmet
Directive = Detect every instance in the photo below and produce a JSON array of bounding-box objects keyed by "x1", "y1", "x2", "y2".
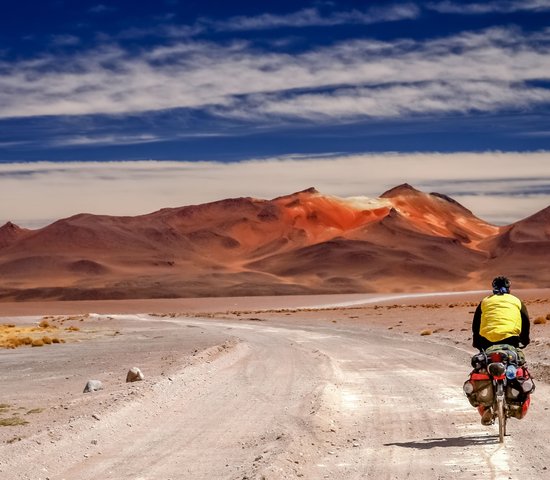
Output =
[{"x1": 492, "y1": 276, "x2": 511, "y2": 295}]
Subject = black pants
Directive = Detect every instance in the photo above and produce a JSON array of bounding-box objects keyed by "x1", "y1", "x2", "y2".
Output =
[{"x1": 476, "y1": 335, "x2": 521, "y2": 351}]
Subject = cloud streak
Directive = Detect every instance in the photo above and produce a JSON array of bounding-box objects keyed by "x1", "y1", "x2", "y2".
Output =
[
  {"x1": 1, "y1": 152, "x2": 549, "y2": 228},
  {"x1": 427, "y1": 0, "x2": 550, "y2": 14},
  {"x1": 206, "y1": 4, "x2": 420, "y2": 31},
  {"x1": 113, "y1": 4, "x2": 419, "y2": 39},
  {"x1": 0, "y1": 26, "x2": 549, "y2": 126}
]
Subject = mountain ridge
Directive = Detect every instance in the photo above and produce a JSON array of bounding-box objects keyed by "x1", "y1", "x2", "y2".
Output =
[{"x1": 1, "y1": 186, "x2": 548, "y2": 301}]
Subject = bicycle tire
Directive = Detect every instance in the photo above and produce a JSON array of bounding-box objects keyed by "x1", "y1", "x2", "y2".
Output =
[{"x1": 497, "y1": 395, "x2": 506, "y2": 443}]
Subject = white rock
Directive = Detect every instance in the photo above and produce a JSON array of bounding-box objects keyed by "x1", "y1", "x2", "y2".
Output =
[
  {"x1": 126, "y1": 367, "x2": 144, "y2": 383},
  {"x1": 83, "y1": 380, "x2": 103, "y2": 393}
]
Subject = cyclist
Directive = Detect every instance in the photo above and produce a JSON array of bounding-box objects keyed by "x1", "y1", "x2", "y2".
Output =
[
  {"x1": 471, "y1": 276, "x2": 531, "y2": 425},
  {"x1": 472, "y1": 276, "x2": 530, "y2": 351}
]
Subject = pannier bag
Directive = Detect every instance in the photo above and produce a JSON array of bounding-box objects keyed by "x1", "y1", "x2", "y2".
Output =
[
  {"x1": 505, "y1": 366, "x2": 535, "y2": 419},
  {"x1": 463, "y1": 372, "x2": 493, "y2": 407}
]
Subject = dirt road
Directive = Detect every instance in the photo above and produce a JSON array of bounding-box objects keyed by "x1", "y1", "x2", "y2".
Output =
[{"x1": 2, "y1": 315, "x2": 549, "y2": 480}]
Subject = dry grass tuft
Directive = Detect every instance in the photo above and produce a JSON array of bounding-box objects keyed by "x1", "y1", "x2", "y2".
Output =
[
  {"x1": 1, "y1": 322, "x2": 68, "y2": 349},
  {"x1": 65, "y1": 326, "x2": 80, "y2": 332},
  {"x1": 31, "y1": 339, "x2": 44, "y2": 347},
  {"x1": 25, "y1": 408, "x2": 44, "y2": 415},
  {"x1": 420, "y1": 329, "x2": 433, "y2": 336},
  {"x1": 0, "y1": 417, "x2": 29, "y2": 427},
  {"x1": 534, "y1": 316, "x2": 547, "y2": 325}
]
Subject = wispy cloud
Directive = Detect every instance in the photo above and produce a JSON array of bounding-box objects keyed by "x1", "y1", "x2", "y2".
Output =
[
  {"x1": 111, "y1": 5, "x2": 418, "y2": 40},
  {"x1": 50, "y1": 134, "x2": 162, "y2": 147},
  {"x1": 427, "y1": 0, "x2": 550, "y2": 14},
  {"x1": 206, "y1": 4, "x2": 420, "y2": 31},
  {"x1": 89, "y1": 4, "x2": 116, "y2": 14},
  {"x1": 0, "y1": 152, "x2": 549, "y2": 227},
  {"x1": 0, "y1": 27, "x2": 549, "y2": 123},
  {"x1": 50, "y1": 34, "x2": 81, "y2": 47}
]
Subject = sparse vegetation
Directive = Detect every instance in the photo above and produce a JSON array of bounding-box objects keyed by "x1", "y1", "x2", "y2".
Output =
[
  {"x1": 31, "y1": 339, "x2": 44, "y2": 347},
  {"x1": 65, "y1": 326, "x2": 80, "y2": 332},
  {"x1": 25, "y1": 408, "x2": 44, "y2": 415},
  {"x1": 1, "y1": 320, "x2": 68, "y2": 349},
  {"x1": 420, "y1": 329, "x2": 433, "y2": 336},
  {"x1": 0, "y1": 417, "x2": 29, "y2": 427},
  {"x1": 534, "y1": 316, "x2": 547, "y2": 325}
]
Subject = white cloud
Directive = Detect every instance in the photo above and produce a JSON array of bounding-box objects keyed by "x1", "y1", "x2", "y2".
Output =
[
  {"x1": 50, "y1": 134, "x2": 161, "y2": 147},
  {"x1": 224, "y1": 82, "x2": 550, "y2": 120},
  {"x1": 0, "y1": 27, "x2": 549, "y2": 122},
  {"x1": 0, "y1": 152, "x2": 548, "y2": 228},
  {"x1": 110, "y1": 5, "x2": 418, "y2": 41},
  {"x1": 207, "y1": 4, "x2": 420, "y2": 31},
  {"x1": 427, "y1": 0, "x2": 550, "y2": 14}
]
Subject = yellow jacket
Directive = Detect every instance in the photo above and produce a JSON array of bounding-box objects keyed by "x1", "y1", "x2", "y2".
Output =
[{"x1": 479, "y1": 293, "x2": 522, "y2": 342}]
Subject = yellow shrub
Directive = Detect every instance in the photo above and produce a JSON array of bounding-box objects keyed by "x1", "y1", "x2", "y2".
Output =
[{"x1": 31, "y1": 339, "x2": 44, "y2": 347}]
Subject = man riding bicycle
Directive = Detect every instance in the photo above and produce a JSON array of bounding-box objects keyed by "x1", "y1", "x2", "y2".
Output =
[{"x1": 470, "y1": 276, "x2": 532, "y2": 425}]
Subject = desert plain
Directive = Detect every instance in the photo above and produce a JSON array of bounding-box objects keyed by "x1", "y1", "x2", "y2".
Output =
[{"x1": 1, "y1": 289, "x2": 549, "y2": 480}]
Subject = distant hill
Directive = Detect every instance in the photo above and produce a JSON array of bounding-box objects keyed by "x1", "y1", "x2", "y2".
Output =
[{"x1": 1, "y1": 184, "x2": 548, "y2": 301}]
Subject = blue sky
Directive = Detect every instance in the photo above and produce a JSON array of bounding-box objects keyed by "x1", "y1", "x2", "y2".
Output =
[
  {"x1": 1, "y1": 0, "x2": 550, "y2": 160},
  {"x1": 0, "y1": 1, "x2": 549, "y2": 227}
]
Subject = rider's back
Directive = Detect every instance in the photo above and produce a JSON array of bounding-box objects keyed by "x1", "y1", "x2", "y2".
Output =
[{"x1": 480, "y1": 293, "x2": 522, "y2": 342}]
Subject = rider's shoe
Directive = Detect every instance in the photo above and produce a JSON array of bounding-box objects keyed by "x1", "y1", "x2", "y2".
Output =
[{"x1": 481, "y1": 407, "x2": 494, "y2": 426}]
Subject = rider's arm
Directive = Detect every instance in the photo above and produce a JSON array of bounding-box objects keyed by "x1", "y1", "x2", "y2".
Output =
[
  {"x1": 472, "y1": 303, "x2": 482, "y2": 349},
  {"x1": 520, "y1": 302, "x2": 530, "y2": 347}
]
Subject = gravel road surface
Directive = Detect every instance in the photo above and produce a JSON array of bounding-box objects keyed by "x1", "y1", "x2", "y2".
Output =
[{"x1": 1, "y1": 315, "x2": 548, "y2": 480}]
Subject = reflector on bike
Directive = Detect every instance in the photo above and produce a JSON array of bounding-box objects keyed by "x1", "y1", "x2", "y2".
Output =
[{"x1": 489, "y1": 352, "x2": 503, "y2": 362}]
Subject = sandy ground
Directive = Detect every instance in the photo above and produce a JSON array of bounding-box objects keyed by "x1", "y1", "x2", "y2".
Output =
[{"x1": 0, "y1": 290, "x2": 549, "y2": 479}]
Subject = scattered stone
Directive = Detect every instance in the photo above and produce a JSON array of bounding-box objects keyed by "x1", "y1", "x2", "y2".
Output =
[
  {"x1": 91, "y1": 414, "x2": 100, "y2": 421},
  {"x1": 83, "y1": 380, "x2": 103, "y2": 393},
  {"x1": 126, "y1": 367, "x2": 145, "y2": 383}
]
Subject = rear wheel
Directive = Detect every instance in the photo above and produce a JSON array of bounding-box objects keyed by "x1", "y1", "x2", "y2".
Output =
[{"x1": 496, "y1": 390, "x2": 506, "y2": 443}]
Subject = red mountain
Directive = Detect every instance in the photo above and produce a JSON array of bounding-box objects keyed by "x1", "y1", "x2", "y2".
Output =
[{"x1": 0, "y1": 185, "x2": 547, "y2": 301}]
